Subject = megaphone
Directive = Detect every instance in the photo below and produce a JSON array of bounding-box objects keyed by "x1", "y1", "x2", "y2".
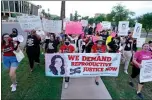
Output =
[
  {"x1": 12, "y1": 35, "x2": 24, "y2": 42},
  {"x1": 17, "y1": 35, "x2": 24, "y2": 42}
]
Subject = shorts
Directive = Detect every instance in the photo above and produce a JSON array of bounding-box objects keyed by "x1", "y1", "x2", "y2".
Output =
[
  {"x1": 3, "y1": 56, "x2": 19, "y2": 69},
  {"x1": 131, "y1": 65, "x2": 144, "y2": 85}
]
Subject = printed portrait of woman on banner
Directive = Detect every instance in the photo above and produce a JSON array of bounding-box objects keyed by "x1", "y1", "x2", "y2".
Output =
[
  {"x1": 122, "y1": 24, "x2": 126, "y2": 30},
  {"x1": 136, "y1": 26, "x2": 140, "y2": 33},
  {"x1": 49, "y1": 55, "x2": 65, "y2": 75}
]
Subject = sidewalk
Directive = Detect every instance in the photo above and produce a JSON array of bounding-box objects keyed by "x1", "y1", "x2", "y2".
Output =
[{"x1": 61, "y1": 77, "x2": 112, "y2": 99}]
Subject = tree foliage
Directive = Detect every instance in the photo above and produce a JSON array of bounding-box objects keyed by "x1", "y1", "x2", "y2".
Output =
[
  {"x1": 109, "y1": 3, "x2": 135, "y2": 25},
  {"x1": 137, "y1": 12, "x2": 152, "y2": 37}
]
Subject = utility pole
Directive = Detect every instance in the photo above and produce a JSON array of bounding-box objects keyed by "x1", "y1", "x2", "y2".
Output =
[{"x1": 60, "y1": 1, "x2": 65, "y2": 30}]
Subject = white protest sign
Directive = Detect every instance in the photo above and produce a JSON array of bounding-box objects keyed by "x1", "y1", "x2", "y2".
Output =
[
  {"x1": 133, "y1": 23, "x2": 142, "y2": 38},
  {"x1": 93, "y1": 23, "x2": 96, "y2": 28},
  {"x1": 137, "y1": 38, "x2": 146, "y2": 47},
  {"x1": 140, "y1": 59, "x2": 152, "y2": 83},
  {"x1": 50, "y1": 20, "x2": 62, "y2": 34},
  {"x1": 63, "y1": 18, "x2": 70, "y2": 30},
  {"x1": 81, "y1": 20, "x2": 88, "y2": 27},
  {"x1": 42, "y1": 19, "x2": 62, "y2": 34},
  {"x1": 17, "y1": 16, "x2": 42, "y2": 31},
  {"x1": 45, "y1": 53, "x2": 121, "y2": 77},
  {"x1": 102, "y1": 21, "x2": 111, "y2": 29},
  {"x1": 42, "y1": 18, "x2": 52, "y2": 32},
  {"x1": 118, "y1": 21, "x2": 129, "y2": 36}
]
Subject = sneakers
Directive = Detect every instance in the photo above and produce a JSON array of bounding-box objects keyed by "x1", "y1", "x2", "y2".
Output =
[
  {"x1": 129, "y1": 81, "x2": 134, "y2": 87},
  {"x1": 95, "y1": 80, "x2": 99, "y2": 85},
  {"x1": 64, "y1": 82, "x2": 69, "y2": 89},
  {"x1": 11, "y1": 84, "x2": 17, "y2": 92},
  {"x1": 124, "y1": 70, "x2": 128, "y2": 74},
  {"x1": 137, "y1": 92, "x2": 144, "y2": 99},
  {"x1": 10, "y1": 82, "x2": 18, "y2": 87}
]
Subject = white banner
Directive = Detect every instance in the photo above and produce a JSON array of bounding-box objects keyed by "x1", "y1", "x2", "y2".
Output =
[
  {"x1": 102, "y1": 21, "x2": 111, "y2": 29},
  {"x1": 42, "y1": 19, "x2": 62, "y2": 34},
  {"x1": 140, "y1": 59, "x2": 152, "y2": 83},
  {"x1": 137, "y1": 38, "x2": 146, "y2": 47},
  {"x1": 133, "y1": 23, "x2": 142, "y2": 38},
  {"x1": 17, "y1": 16, "x2": 42, "y2": 31},
  {"x1": 45, "y1": 53, "x2": 121, "y2": 77},
  {"x1": 81, "y1": 20, "x2": 88, "y2": 27},
  {"x1": 118, "y1": 21, "x2": 129, "y2": 36}
]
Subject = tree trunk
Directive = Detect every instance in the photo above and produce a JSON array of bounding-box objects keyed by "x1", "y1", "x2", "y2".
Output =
[
  {"x1": 60, "y1": 1, "x2": 65, "y2": 30},
  {"x1": 145, "y1": 28, "x2": 149, "y2": 38}
]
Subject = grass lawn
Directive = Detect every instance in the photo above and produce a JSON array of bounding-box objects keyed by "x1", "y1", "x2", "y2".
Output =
[
  {"x1": 1, "y1": 54, "x2": 63, "y2": 100},
  {"x1": 102, "y1": 38, "x2": 152, "y2": 99}
]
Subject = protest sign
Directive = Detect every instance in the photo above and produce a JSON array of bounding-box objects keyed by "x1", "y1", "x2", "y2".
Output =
[
  {"x1": 118, "y1": 21, "x2": 129, "y2": 36},
  {"x1": 45, "y1": 53, "x2": 121, "y2": 77},
  {"x1": 63, "y1": 18, "x2": 70, "y2": 30},
  {"x1": 42, "y1": 18, "x2": 52, "y2": 32},
  {"x1": 137, "y1": 38, "x2": 146, "y2": 47},
  {"x1": 42, "y1": 19, "x2": 62, "y2": 34},
  {"x1": 93, "y1": 23, "x2": 96, "y2": 28},
  {"x1": 140, "y1": 59, "x2": 152, "y2": 83},
  {"x1": 17, "y1": 16, "x2": 42, "y2": 31},
  {"x1": 65, "y1": 21, "x2": 83, "y2": 34},
  {"x1": 81, "y1": 20, "x2": 88, "y2": 27},
  {"x1": 95, "y1": 23, "x2": 103, "y2": 32},
  {"x1": 133, "y1": 23, "x2": 142, "y2": 38},
  {"x1": 102, "y1": 21, "x2": 111, "y2": 29}
]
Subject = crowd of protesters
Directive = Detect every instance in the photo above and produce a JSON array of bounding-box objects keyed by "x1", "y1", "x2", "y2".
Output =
[{"x1": 2, "y1": 24, "x2": 152, "y2": 99}]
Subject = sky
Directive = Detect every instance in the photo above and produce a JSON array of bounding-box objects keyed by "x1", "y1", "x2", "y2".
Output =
[{"x1": 30, "y1": 1, "x2": 152, "y2": 18}]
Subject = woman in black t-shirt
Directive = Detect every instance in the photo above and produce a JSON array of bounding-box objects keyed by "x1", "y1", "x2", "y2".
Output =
[
  {"x1": 26, "y1": 30, "x2": 41, "y2": 72},
  {"x1": 45, "y1": 33, "x2": 60, "y2": 53}
]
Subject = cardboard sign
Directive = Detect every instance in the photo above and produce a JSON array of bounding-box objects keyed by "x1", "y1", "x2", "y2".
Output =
[
  {"x1": 133, "y1": 23, "x2": 142, "y2": 38},
  {"x1": 45, "y1": 53, "x2": 121, "y2": 77},
  {"x1": 17, "y1": 16, "x2": 42, "y2": 31},
  {"x1": 65, "y1": 21, "x2": 83, "y2": 34},
  {"x1": 140, "y1": 59, "x2": 152, "y2": 83},
  {"x1": 81, "y1": 20, "x2": 88, "y2": 27},
  {"x1": 63, "y1": 18, "x2": 70, "y2": 30},
  {"x1": 95, "y1": 23, "x2": 103, "y2": 32},
  {"x1": 118, "y1": 21, "x2": 129, "y2": 36},
  {"x1": 42, "y1": 19, "x2": 62, "y2": 34},
  {"x1": 102, "y1": 21, "x2": 111, "y2": 29}
]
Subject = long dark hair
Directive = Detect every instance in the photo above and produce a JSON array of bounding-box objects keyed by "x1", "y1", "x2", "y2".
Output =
[
  {"x1": 2, "y1": 33, "x2": 10, "y2": 45},
  {"x1": 49, "y1": 55, "x2": 65, "y2": 75}
]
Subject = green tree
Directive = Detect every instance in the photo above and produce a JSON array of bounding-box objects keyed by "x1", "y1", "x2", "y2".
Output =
[
  {"x1": 74, "y1": 11, "x2": 81, "y2": 21},
  {"x1": 110, "y1": 3, "x2": 135, "y2": 26},
  {"x1": 137, "y1": 12, "x2": 152, "y2": 37},
  {"x1": 128, "y1": 18, "x2": 135, "y2": 27},
  {"x1": 70, "y1": 13, "x2": 73, "y2": 21},
  {"x1": 94, "y1": 14, "x2": 106, "y2": 23},
  {"x1": 88, "y1": 17, "x2": 95, "y2": 25},
  {"x1": 82, "y1": 16, "x2": 89, "y2": 20}
]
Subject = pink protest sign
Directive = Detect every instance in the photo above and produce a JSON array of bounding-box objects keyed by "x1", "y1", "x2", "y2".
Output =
[
  {"x1": 95, "y1": 23, "x2": 103, "y2": 32},
  {"x1": 65, "y1": 21, "x2": 83, "y2": 34},
  {"x1": 110, "y1": 32, "x2": 116, "y2": 37}
]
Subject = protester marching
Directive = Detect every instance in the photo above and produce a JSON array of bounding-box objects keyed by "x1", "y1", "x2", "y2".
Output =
[{"x1": 1, "y1": 5, "x2": 152, "y2": 99}]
